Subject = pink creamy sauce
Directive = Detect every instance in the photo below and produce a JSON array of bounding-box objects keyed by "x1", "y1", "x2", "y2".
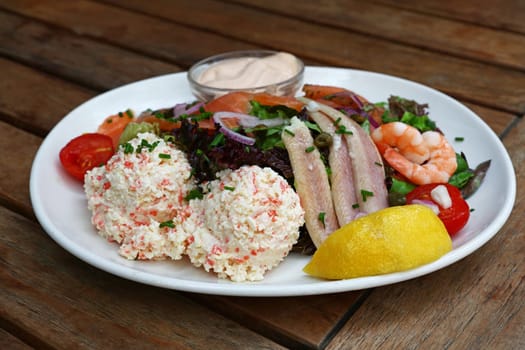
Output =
[{"x1": 196, "y1": 52, "x2": 301, "y2": 89}]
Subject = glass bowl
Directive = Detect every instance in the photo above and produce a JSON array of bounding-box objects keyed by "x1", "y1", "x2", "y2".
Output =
[{"x1": 187, "y1": 50, "x2": 304, "y2": 102}]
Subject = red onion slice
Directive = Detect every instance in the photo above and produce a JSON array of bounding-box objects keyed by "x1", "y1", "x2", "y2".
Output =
[
  {"x1": 213, "y1": 112, "x2": 285, "y2": 128},
  {"x1": 173, "y1": 102, "x2": 205, "y2": 118},
  {"x1": 212, "y1": 111, "x2": 287, "y2": 145},
  {"x1": 212, "y1": 112, "x2": 260, "y2": 145},
  {"x1": 218, "y1": 126, "x2": 255, "y2": 145}
]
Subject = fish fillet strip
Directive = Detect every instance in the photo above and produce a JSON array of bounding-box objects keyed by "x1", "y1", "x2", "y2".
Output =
[
  {"x1": 298, "y1": 97, "x2": 388, "y2": 213},
  {"x1": 299, "y1": 97, "x2": 388, "y2": 214},
  {"x1": 282, "y1": 117, "x2": 339, "y2": 248},
  {"x1": 307, "y1": 110, "x2": 360, "y2": 226}
]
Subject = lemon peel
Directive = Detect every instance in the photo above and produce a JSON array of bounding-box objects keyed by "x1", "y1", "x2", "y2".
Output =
[{"x1": 303, "y1": 204, "x2": 452, "y2": 279}]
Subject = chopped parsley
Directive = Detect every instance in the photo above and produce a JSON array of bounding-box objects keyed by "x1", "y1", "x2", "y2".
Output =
[
  {"x1": 185, "y1": 188, "x2": 203, "y2": 201},
  {"x1": 195, "y1": 148, "x2": 210, "y2": 163},
  {"x1": 360, "y1": 189, "x2": 374, "y2": 202},
  {"x1": 209, "y1": 133, "x2": 225, "y2": 147},
  {"x1": 122, "y1": 142, "x2": 134, "y2": 154},
  {"x1": 318, "y1": 212, "x2": 326, "y2": 227},
  {"x1": 249, "y1": 101, "x2": 298, "y2": 120},
  {"x1": 304, "y1": 120, "x2": 322, "y2": 133},
  {"x1": 159, "y1": 220, "x2": 175, "y2": 228},
  {"x1": 284, "y1": 129, "x2": 295, "y2": 137},
  {"x1": 121, "y1": 138, "x2": 161, "y2": 155},
  {"x1": 190, "y1": 108, "x2": 213, "y2": 122},
  {"x1": 335, "y1": 124, "x2": 353, "y2": 135},
  {"x1": 136, "y1": 139, "x2": 160, "y2": 153},
  {"x1": 118, "y1": 109, "x2": 134, "y2": 118}
]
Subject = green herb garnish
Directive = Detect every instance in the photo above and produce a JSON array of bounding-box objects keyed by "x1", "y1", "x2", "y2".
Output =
[
  {"x1": 361, "y1": 189, "x2": 374, "y2": 202},
  {"x1": 122, "y1": 142, "x2": 134, "y2": 154},
  {"x1": 185, "y1": 188, "x2": 203, "y2": 201},
  {"x1": 318, "y1": 212, "x2": 326, "y2": 227},
  {"x1": 284, "y1": 129, "x2": 295, "y2": 137},
  {"x1": 159, "y1": 220, "x2": 175, "y2": 228}
]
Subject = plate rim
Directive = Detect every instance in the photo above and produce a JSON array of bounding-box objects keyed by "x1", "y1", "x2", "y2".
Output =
[{"x1": 29, "y1": 66, "x2": 517, "y2": 296}]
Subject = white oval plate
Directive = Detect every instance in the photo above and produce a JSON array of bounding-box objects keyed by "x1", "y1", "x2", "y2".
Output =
[{"x1": 30, "y1": 67, "x2": 516, "y2": 296}]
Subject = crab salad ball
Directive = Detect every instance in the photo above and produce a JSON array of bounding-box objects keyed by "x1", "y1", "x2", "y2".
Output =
[
  {"x1": 185, "y1": 165, "x2": 305, "y2": 282},
  {"x1": 84, "y1": 132, "x2": 195, "y2": 260}
]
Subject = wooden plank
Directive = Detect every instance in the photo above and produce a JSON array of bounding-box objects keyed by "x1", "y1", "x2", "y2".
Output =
[
  {"x1": 94, "y1": 0, "x2": 525, "y2": 114},
  {"x1": 4, "y1": 0, "x2": 525, "y2": 113},
  {"x1": 326, "y1": 119, "x2": 525, "y2": 349},
  {"x1": 462, "y1": 102, "x2": 514, "y2": 137},
  {"x1": 0, "y1": 0, "x2": 258, "y2": 68},
  {"x1": 0, "y1": 121, "x2": 41, "y2": 218},
  {"x1": 0, "y1": 5, "x2": 519, "y2": 347},
  {"x1": 0, "y1": 10, "x2": 178, "y2": 91},
  {"x1": 191, "y1": 293, "x2": 364, "y2": 349},
  {"x1": 0, "y1": 53, "x2": 513, "y2": 141},
  {"x1": 231, "y1": 0, "x2": 525, "y2": 71},
  {"x1": 0, "y1": 57, "x2": 96, "y2": 136},
  {"x1": 0, "y1": 205, "x2": 286, "y2": 349},
  {"x1": 373, "y1": 0, "x2": 525, "y2": 35},
  {"x1": 0, "y1": 328, "x2": 33, "y2": 350}
]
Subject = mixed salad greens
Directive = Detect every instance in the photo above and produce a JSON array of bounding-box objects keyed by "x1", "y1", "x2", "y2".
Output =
[{"x1": 59, "y1": 84, "x2": 490, "y2": 255}]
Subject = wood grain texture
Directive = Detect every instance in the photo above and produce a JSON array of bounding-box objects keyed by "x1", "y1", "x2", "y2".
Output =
[
  {"x1": 98, "y1": 0, "x2": 525, "y2": 113},
  {"x1": 191, "y1": 293, "x2": 365, "y2": 349},
  {"x1": 0, "y1": 0, "x2": 258, "y2": 68},
  {"x1": 0, "y1": 57, "x2": 96, "y2": 136},
  {"x1": 373, "y1": 0, "x2": 525, "y2": 35},
  {"x1": 1, "y1": 1, "x2": 524, "y2": 348},
  {"x1": 0, "y1": 10, "x2": 178, "y2": 91},
  {"x1": 0, "y1": 121, "x2": 42, "y2": 218},
  {"x1": 462, "y1": 103, "x2": 514, "y2": 137},
  {"x1": 0, "y1": 205, "x2": 286, "y2": 350},
  {"x1": 0, "y1": 328, "x2": 33, "y2": 350},
  {"x1": 231, "y1": 0, "x2": 525, "y2": 71}
]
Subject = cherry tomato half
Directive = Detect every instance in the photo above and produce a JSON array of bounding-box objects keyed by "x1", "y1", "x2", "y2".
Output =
[
  {"x1": 406, "y1": 183, "x2": 470, "y2": 236},
  {"x1": 59, "y1": 133, "x2": 114, "y2": 182}
]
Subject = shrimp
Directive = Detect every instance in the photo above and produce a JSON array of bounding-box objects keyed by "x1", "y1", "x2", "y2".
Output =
[
  {"x1": 371, "y1": 122, "x2": 457, "y2": 185},
  {"x1": 372, "y1": 122, "x2": 430, "y2": 164}
]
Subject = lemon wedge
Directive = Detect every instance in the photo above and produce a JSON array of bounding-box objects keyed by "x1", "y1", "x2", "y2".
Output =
[{"x1": 303, "y1": 204, "x2": 452, "y2": 279}]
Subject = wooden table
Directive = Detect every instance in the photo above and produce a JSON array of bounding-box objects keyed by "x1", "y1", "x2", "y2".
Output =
[{"x1": 1, "y1": 1, "x2": 523, "y2": 349}]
